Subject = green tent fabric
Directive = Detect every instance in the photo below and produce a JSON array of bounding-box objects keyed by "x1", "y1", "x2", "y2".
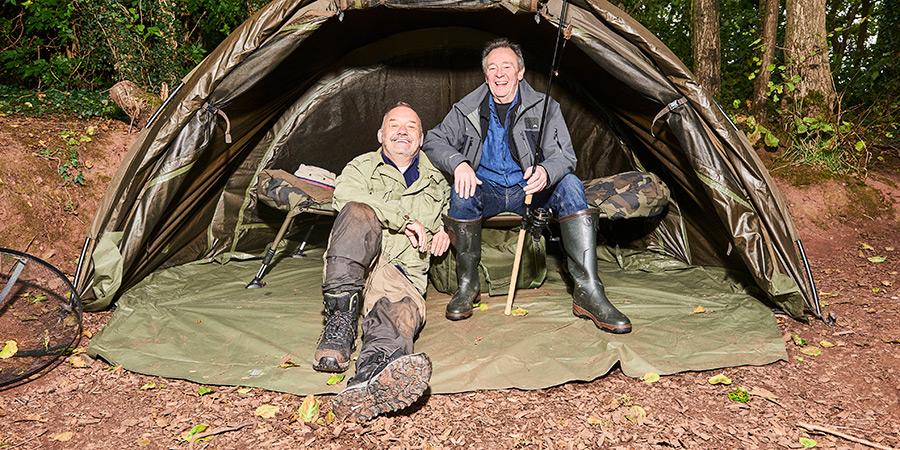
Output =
[{"x1": 88, "y1": 245, "x2": 786, "y2": 394}]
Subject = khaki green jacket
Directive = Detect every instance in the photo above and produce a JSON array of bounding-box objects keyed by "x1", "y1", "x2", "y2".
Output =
[{"x1": 332, "y1": 149, "x2": 449, "y2": 294}]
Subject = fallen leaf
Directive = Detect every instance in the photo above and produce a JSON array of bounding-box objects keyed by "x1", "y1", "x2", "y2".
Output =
[
  {"x1": 279, "y1": 359, "x2": 299, "y2": 369},
  {"x1": 820, "y1": 340, "x2": 835, "y2": 348},
  {"x1": 0, "y1": 341, "x2": 18, "y2": 359},
  {"x1": 326, "y1": 374, "x2": 345, "y2": 385},
  {"x1": 237, "y1": 387, "x2": 252, "y2": 394},
  {"x1": 139, "y1": 382, "x2": 158, "y2": 390},
  {"x1": 859, "y1": 242, "x2": 875, "y2": 251},
  {"x1": 136, "y1": 436, "x2": 151, "y2": 446},
  {"x1": 882, "y1": 338, "x2": 900, "y2": 344},
  {"x1": 52, "y1": 431, "x2": 73, "y2": 442},
  {"x1": 819, "y1": 292, "x2": 839, "y2": 297},
  {"x1": 255, "y1": 404, "x2": 279, "y2": 419},
  {"x1": 298, "y1": 394, "x2": 319, "y2": 423},
  {"x1": 323, "y1": 411, "x2": 335, "y2": 425},
  {"x1": 642, "y1": 372, "x2": 660, "y2": 384},
  {"x1": 886, "y1": 247, "x2": 895, "y2": 252},
  {"x1": 510, "y1": 307, "x2": 528, "y2": 316},
  {"x1": 867, "y1": 256, "x2": 886, "y2": 263},
  {"x1": 182, "y1": 424, "x2": 211, "y2": 442},
  {"x1": 587, "y1": 416, "x2": 604, "y2": 426},
  {"x1": 800, "y1": 346, "x2": 822, "y2": 356},
  {"x1": 791, "y1": 334, "x2": 807, "y2": 347},
  {"x1": 691, "y1": 305, "x2": 706, "y2": 314},
  {"x1": 799, "y1": 437, "x2": 817, "y2": 448},
  {"x1": 708, "y1": 374, "x2": 732, "y2": 385},
  {"x1": 882, "y1": 281, "x2": 892, "y2": 287},
  {"x1": 68, "y1": 356, "x2": 88, "y2": 368},
  {"x1": 727, "y1": 386, "x2": 750, "y2": 403},
  {"x1": 625, "y1": 406, "x2": 646, "y2": 423},
  {"x1": 748, "y1": 386, "x2": 778, "y2": 401},
  {"x1": 474, "y1": 302, "x2": 488, "y2": 311},
  {"x1": 198, "y1": 387, "x2": 215, "y2": 396}
]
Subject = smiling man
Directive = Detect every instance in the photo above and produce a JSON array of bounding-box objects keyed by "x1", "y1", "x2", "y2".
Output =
[
  {"x1": 315, "y1": 102, "x2": 450, "y2": 421},
  {"x1": 423, "y1": 38, "x2": 631, "y2": 334}
]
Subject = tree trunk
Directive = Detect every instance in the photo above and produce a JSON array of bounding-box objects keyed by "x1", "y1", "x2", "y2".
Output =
[
  {"x1": 784, "y1": 0, "x2": 836, "y2": 117},
  {"x1": 692, "y1": 0, "x2": 721, "y2": 98},
  {"x1": 752, "y1": 0, "x2": 779, "y2": 121}
]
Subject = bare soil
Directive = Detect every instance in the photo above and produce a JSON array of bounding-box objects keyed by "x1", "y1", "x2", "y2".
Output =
[{"x1": 1, "y1": 116, "x2": 899, "y2": 449}]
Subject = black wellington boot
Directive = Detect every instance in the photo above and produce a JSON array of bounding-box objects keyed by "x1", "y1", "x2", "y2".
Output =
[
  {"x1": 559, "y1": 210, "x2": 632, "y2": 334},
  {"x1": 312, "y1": 289, "x2": 361, "y2": 372},
  {"x1": 444, "y1": 217, "x2": 482, "y2": 321}
]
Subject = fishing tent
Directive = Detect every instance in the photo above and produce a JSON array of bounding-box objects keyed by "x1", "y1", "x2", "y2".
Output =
[{"x1": 79, "y1": 0, "x2": 819, "y2": 394}]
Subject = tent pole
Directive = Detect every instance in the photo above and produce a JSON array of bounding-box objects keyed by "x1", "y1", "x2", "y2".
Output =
[{"x1": 795, "y1": 239, "x2": 823, "y2": 319}]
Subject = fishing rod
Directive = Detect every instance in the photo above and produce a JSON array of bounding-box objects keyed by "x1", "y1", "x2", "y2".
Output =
[{"x1": 505, "y1": 0, "x2": 571, "y2": 315}]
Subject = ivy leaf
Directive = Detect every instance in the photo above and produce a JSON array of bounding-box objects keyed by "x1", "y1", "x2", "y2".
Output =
[
  {"x1": 799, "y1": 437, "x2": 817, "y2": 448},
  {"x1": 298, "y1": 394, "x2": 319, "y2": 423},
  {"x1": 797, "y1": 123, "x2": 808, "y2": 134},
  {"x1": 198, "y1": 387, "x2": 215, "y2": 396},
  {"x1": 764, "y1": 131, "x2": 780, "y2": 148},
  {"x1": 708, "y1": 374, "x2": 732, "y2": 385},
  {"x1": 0, "y1": 340, "x2": 18, "y2": 359},
  {"x1": 791, "y1": 334, "x2": 807, "y2": 347},
  {"x1": 728, "y1": 386, "x2": 750, "y2": 403},
  {"x1": 855, "y1": 141, "x2": 866, "y2": 152},
  {"x1": 326, "y1": 374, "x2": 345, "y2": 385}
]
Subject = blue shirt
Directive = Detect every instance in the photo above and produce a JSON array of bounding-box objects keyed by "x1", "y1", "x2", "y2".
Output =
[
  {"x1": 381, "y1": 151, "x2": 420, "y2": 188},
  {"x1": 475, "y1": 93, "x2": 525, "y2": 188}
]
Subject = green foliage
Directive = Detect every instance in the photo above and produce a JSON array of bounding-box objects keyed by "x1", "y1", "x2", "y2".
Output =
[
  {"x1": 0, "y1": 0, "x2": 267, "y2": 92},
  {"x1": 0, "y1": 84, "x2": 120, "y2": 118},
  {"x1": 36, "y1": 127, "x2": 94, "y2": 186}
]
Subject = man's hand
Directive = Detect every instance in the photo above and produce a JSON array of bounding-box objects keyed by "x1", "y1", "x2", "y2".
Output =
[
  {"x1": 523, "y1": 165, "x2": 548, "y2": 195},
  {"x1": 454, "y1": 162, "x2": 482, "y2": 199},
  {"x1": 404, "y1": 220, "x2": 429, "y2": 253},
  {"x1": 430, "y1": 226, "x2": 450, "y2": 256}
]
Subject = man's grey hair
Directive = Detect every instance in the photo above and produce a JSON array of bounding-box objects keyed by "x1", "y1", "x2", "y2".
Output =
[
  {"x1": 481, "y1": 38, "x2": 525, "y2": 74},
  {"x1": 381, "y1": 101, "x2": 415, "y2": 127}
]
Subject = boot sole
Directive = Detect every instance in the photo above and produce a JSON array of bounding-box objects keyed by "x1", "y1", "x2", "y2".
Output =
[
  {"x1": 334, "y1": 353, "x2": 432, "y2": 422},
  {"x1": 445, "y1": 294, "x2": 480, "y2": 321},
  {"x1": 573, "y1": 303, "x2": 632, "y2": 334}
]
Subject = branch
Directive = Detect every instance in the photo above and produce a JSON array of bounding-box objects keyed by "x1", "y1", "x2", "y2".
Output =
[
  {"x1": 798, "y1": 422, "x2": 898, "y2": 450},
  {"x1": 188, "y1": 422, "x2": 255, "y2": 449}
]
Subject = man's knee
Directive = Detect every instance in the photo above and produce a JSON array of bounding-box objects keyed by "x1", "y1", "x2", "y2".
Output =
[
  {"x1": 449, "y1": 188, "x2": 483, "y2": 220},
  {"x1": 337, "y1": 202, "x2": 378, "y2": 227}
]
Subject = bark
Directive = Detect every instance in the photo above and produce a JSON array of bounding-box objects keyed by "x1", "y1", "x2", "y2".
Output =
[
  {"x1": 784, "y1": 0, "x2": 836, "y2": 116},
  {"x1": 691, "y1": 0, "x2": 721, "y2": 98},
  {"x1": 109, "y1": 80, "x2": 162, "y2": 129},
  {"x1": 752, "y1": 0, "x2": 780, "y2": 121}
]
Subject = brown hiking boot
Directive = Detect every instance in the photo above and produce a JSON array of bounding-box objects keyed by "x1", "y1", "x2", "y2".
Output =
[
  {"x1": 332, "y1": 348, "x2": 431, "y2": 422},
  {"x1": 313, "y1": 290, "x2": 360, "y2": 372}
]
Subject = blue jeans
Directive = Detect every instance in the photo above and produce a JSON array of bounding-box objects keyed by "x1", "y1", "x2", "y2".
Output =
[{"x1": 449, "y1": 173, "x2": 588, "y2": 220}]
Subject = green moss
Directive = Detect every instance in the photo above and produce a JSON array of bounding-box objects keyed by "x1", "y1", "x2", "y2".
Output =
[
  {"x1": 771, "y1": 164, "x2": 838, "y2": 188},
  {"x1": 845, "y1": 180, "x2": 888, "y2": 219}
]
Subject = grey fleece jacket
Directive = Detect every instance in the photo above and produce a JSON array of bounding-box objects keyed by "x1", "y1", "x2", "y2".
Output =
[{"x1": 422, "y1": 79, "x2": 577, "y2": 187}]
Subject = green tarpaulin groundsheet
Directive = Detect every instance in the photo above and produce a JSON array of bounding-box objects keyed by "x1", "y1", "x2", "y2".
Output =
[{"x1": 88, "y1": 247, "x2": 787, "y2": 395}]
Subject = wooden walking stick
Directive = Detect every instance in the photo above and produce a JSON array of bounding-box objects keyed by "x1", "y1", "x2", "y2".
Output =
[{"x1": 505, "y1": 0, "x2": 570, "y2": 315}]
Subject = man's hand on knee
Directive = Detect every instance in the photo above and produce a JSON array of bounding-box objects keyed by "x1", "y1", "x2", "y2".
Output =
[{"x1": 454, "y1": 162, "x2": 482, "y2": 199}]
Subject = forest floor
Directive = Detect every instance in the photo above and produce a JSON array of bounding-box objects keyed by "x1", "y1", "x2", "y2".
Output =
[{"x1": 0, "y1": 114, "x2": 899, "y2": 449}]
